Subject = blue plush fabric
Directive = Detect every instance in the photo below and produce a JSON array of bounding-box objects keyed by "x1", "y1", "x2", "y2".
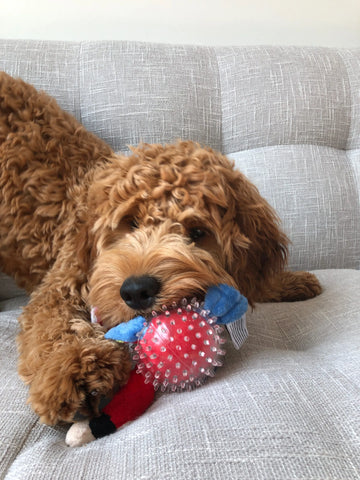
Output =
[
  {"x1": 105, "y1": 315, "x2": 146, "y2": 342},
  {"x1": 203, "y1": 284, "x2": 248, "y2": 324}
]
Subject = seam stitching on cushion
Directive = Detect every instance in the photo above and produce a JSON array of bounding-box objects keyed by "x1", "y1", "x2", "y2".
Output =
[
  {"x1": 335, "y1": 50, "x2": 353, "y2": 152},
  {"x1": 78, "y1": 42, "x2": 83, "y2": 125},
  {"x1": 336, "y1": 50, "x2": 360, "y2": 269},
  {"x1": 214, "y1": 47, "x2": 224, "y2": 154}
]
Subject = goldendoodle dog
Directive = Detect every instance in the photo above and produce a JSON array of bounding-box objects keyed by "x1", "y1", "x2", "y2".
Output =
[{"x1": 0, "y1": 72, "x2": 321, "y2": 425}]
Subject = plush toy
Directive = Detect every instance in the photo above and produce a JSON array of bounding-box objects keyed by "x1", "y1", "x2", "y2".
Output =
[{"x1": 65, "y1": 284, "x2": 248, "y2": 447}]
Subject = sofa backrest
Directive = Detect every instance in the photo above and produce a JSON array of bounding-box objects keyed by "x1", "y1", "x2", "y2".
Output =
[{"x1": 1, "y1": 40, "x2": 359, "y2": 273}]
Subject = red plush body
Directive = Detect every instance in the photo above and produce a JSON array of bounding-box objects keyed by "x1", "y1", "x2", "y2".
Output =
[{"x1": 102, "y1": 370, "x2": 155, "y2": 429}]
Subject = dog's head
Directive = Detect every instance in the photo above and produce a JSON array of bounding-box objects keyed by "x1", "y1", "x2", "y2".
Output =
[{"x1": 84, "y1": 141, "x2": 287, "y2": 328}]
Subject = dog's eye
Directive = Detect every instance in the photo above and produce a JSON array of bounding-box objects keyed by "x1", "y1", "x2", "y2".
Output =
[
  {"x1": 189, "y1": 228, "x2": 206, "y2": 242},
  {"x1": 123, "y1": 216, "x2": 139, "y2": 231},
  {"x1": 129, "y1": 218, "x2": 139, "y2": 230}
]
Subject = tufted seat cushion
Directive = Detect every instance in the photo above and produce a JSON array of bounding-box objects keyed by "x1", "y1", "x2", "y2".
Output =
[{"x1": 0, "y1": 41, "x2": 359, "y2": 479}]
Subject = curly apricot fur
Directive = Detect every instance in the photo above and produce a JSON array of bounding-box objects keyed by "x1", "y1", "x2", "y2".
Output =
[{"x1": 0, "y1": 72, "x2": 321, "y2": 425}]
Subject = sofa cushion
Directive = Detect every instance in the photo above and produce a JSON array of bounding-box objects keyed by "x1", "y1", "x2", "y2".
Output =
[
  {"x1": 1, "y1": 269, "x2": 359, "y2": 480},
  {"x1": 79, "y1": 42, "x2": 223, "y2": 153},
  {"x1": 1, "y1": 42, "x2": 359, "y2": 273},
  {"x1": 230, "y1": 145, "x2": 360, "y2": 271},
  {"x1": 0, "y1": 39, "x2": 80, "y2": 118},
  {"x1": 216, "y1": 46, "x2": 351, "y2": 153}
]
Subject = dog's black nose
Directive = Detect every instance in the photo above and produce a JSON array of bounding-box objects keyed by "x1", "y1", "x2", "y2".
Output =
[{"x1": 120, "y1": 275, "x2": 161, "y2": 310}]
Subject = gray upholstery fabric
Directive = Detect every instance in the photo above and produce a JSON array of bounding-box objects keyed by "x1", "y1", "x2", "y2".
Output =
[
  {"x1": 0, "y1": 40, "x2": 80, "y2": 118},
  {"x1": 1, "y1": 41, "x2": 359, "y2": 272},
  {"x1": 217, "y1": 46, "x2": 352, "y2": 152},
  {"x1": 1, "y1": 270, "x2": 359, "y2": 480},
  {"x1": 230, "y1": 145, "x2": 360, "y2": 271},
  {"x1": 79, "y1": 42, "x2": 223, "y2": 152},
  {"x1": 0, "y1": 41, "x2": 359, "y2": 479}
]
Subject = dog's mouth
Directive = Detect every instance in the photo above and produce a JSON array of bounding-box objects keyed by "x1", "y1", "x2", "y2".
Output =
[
  {"x1": 90, "y1": 289, "x2": 206, "y2": 328},
  {"x1": 119, "y1": 274, "x2": 208, "y2": 316}
]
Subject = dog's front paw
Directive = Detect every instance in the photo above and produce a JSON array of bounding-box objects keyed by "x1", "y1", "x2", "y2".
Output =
[
  {"x1": 204, "y1": 284, "x2": 248, "y2": 324},
  {"x1": 27, "y1": 337, "x2": 131, "y2": 425}
]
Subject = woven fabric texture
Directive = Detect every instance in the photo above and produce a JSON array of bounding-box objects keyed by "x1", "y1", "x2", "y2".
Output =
[
  {"x1": 0, "y1": 41, "x2": 359, "y2": 272},
  {"x1": 0, "y1": 41, "x2": 359, "y2": 480},
  {"x1": 1, "y1": 270, "x2": 359, "y2": 480}
]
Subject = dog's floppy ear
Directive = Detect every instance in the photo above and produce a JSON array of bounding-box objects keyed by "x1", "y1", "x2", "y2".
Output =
[
  {"x1": 75, "y1": 157, "x2": 142, "y2": 273},
  {"x1": 224, "y1": 169, "x2": 288, "y2": 304},
  {"x1": 74, "y1": 214, "x2": 98, "y2": 275},
  {"x1": 74, "y1": 160, "x2": 124, "y2": 274}
]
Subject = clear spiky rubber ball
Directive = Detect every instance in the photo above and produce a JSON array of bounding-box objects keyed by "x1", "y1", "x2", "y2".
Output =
[{"x1": 133, "y1": 299, "x2": 226, "y2": 392}]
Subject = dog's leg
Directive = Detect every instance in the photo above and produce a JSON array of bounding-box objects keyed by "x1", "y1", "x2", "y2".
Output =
[
  {"x1": 257, "y1": 271, "x2": 322, "y2": 303},
  {"x1": 17, "y1": 282, "x2": 131, "y2": 426}
]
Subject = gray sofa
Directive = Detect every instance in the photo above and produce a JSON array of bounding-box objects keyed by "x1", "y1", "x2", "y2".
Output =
[{"x1": 0, "y1": 40, "x2": 359, "y2": 480}]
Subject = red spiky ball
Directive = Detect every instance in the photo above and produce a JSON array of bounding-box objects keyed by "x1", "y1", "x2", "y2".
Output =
[{"x1": 133, "y1": 299, "x2": 226, "y2": 392}]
